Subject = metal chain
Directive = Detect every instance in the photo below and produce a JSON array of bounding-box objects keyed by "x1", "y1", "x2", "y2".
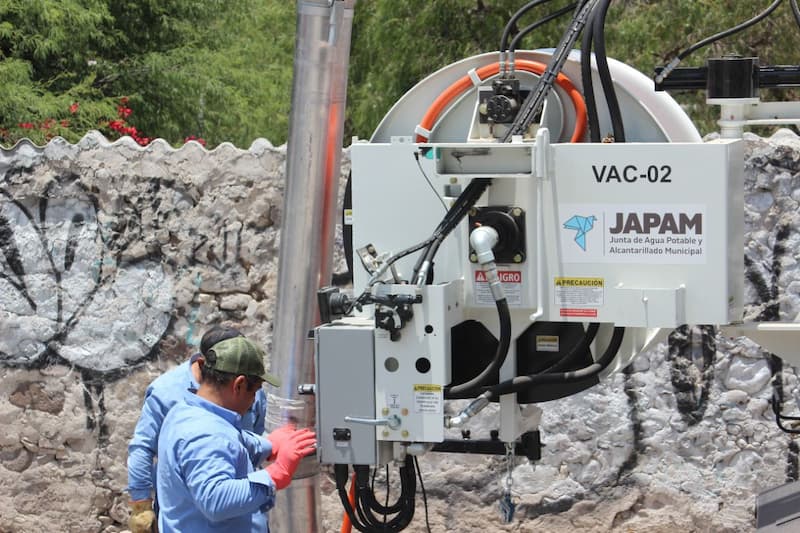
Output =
[
  {"x1": 499, "y1": 442, "x2": 517, "y2": 523},
  {"x1": 504, "y1": 442, "x2": 515, "y2": 494}
]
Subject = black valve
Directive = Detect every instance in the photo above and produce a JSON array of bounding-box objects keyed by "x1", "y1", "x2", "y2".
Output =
[
  {"x1": 317, "y1": 286, "x2": 351, "y2": 324},
  {"x1": 485, "y1": 78, "x2": 522, "y2": 123},
  {"x1": 468, "y1": 206, "x2": 526, "y2": 264}
]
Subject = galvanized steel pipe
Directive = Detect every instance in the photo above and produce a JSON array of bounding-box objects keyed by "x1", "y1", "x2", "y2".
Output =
[{"x1": 268, "y1": 1, "x2": 355, "y2": 531}]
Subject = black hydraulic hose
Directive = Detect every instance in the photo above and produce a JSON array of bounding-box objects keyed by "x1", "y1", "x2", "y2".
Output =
[
  {"x1": 500, "y1": 0, "x2": 558, "y2": 53},
  {"x1": 580, "y1": 9, "x2": 601, "y2": 142},
  {"x1": 362, "y1": 164, "x2": 489, "y2": 288},
  {"x1": 363, "y1": 473, "x2": 405, "y2": 515},
  {"x1": 792, "y1": 0, "x2": 800, "y2": 29},
  {"x1": 411, "y1": 238, "x2": 442, "y2": 286},
  {"x1": 433, "y1": 177, "x2": 491, "y2": 239},
  {"x1": 445, "y1": 297, "x2": 512, "y2": 398},
  {"x1": 411, "y1": 178, "x2": 491, "y2": 283},
  {"x1": 508, "y1": 3, "x2": 579, "y2": 54},
  {"x1": 363, "y1": 235, "x2": 435, "y2": 288},
  {"x1": 677, "y1": 0, "x2": 782, "y2": 62},
  {"x1": 336, "y1": 465, "x2": 367, "y2": 532},
  {"x1": 591, "y1": 0, "x2": 625, "y2": 142},
  {"x1": 353, "y1": 458, "x2": 416, "y2": 532},
  {"x1": 538, "y1": 322, "x2": 600, "y2": 374},
  {"x1": 337, "y1": 488, "x2": 363, "y2": 531},
  {"x1": 655, "y1": 0, "x2": 783, "y2": 84},
  {"x1": 503, "y1": 0, "x2": 600, "y2": 141},
  {"x1": 485, "y1": 326, "x2": 624, "y2": 401}
]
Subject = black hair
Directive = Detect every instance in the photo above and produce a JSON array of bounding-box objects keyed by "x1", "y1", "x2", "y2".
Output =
[
  {"x1": 200, "y1": 325, "x2": 243, "y2": 355},
  {"x1": 199, "y1": 349, "x2": 237, "y2": 389}
]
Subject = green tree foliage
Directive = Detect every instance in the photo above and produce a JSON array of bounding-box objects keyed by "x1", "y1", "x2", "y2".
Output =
[
  {"x1": 347, "y1": 0, "x2": 800, "y2": 138},
  {"x1": 0, "y1": 0, "x2": 295, "y2": 147},
  {"x1": 347, "y1": 0, "x2": 562, "y2": 138},
  {"x1": 2, "y1": 1, "x2": 799, "y2": 147}
]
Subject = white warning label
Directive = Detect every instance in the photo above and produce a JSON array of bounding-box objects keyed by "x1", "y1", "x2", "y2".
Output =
[
  {"x1": 413, "y1": 384, "x2": 443, "y2": 414},
  {"x1": 474, "y1": 270, "x2": 522, "y2": 306}
]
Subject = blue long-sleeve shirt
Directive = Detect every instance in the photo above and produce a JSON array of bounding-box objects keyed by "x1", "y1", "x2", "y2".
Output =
[
  {"x1": 127, "y1": 359, "x2": 268, "y2": 501},
  {"x1": 156, "y1": 391, "x2": 276, "y2": 532}
]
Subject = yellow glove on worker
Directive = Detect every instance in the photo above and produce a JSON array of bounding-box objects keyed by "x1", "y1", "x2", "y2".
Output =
[{"x1": 128, "y1": 499, "x2": 156, "y2": 533}]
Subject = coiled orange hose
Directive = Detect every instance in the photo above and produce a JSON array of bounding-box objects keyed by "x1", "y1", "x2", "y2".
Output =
[{"x1": 415, "y1": 59, "x2": 587, "y2": 143}]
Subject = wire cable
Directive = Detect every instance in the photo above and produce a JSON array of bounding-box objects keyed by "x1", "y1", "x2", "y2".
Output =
[
  {"x1": 657, "y1": 0, "x2": 783, "y2": 83},
  {"x1": 508, "y1": 3, "x2": 579, "y2": 53},
  {"x1": 413, "y1": 457, "x2": 432, "y2": 533},
  {"x1": 413, "y1": 151, "x2": 449, "y2": 212}
]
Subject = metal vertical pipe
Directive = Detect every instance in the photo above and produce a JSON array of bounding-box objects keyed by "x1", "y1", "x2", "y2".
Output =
[{"x1": 268, "y1": 1, "x2": 355, "y2": 531}]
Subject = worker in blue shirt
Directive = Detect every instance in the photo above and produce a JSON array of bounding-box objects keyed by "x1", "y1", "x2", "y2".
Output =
[
  {"x1": 156, "y1": 334, "x2": 316, "y2": 532},
  {"x1": 126, "y1": 325, "x2": 268, "y2": 532}
]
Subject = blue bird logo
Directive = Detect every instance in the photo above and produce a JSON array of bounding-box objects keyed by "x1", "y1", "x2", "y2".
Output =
[{"x1": 563, "y1": 215, "x2": 597, "y2": 251}]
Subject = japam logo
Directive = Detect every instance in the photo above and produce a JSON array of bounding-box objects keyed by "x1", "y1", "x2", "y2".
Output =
[{"x1": 563, "y1": 215, "x2": 597, "y2": 251}]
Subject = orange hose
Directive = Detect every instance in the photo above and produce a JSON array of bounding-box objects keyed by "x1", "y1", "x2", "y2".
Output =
[
  {"x1": 340, "y1": 472, "x2": 357, "y2": 533},
  {"x1": 415, "y1": 59, "x2": 587, "y2": 143}
]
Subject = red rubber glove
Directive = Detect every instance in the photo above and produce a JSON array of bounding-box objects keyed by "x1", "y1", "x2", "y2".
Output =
[
  {"x1": 267, "y1": 423, "x2": 297, "y2": 461},
  {"x1": 265, "y1": 428, "x2": 317, "y2": 490}
]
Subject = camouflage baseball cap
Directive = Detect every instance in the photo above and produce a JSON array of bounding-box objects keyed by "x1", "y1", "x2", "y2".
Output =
[{"x1": 206, "y1": 337, "x2": 281, "y2": 387}]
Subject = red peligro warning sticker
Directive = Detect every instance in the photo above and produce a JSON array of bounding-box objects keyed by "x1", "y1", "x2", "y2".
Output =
[{"x1": 474, "y1": 270, "x2": 522, "y2": 306}]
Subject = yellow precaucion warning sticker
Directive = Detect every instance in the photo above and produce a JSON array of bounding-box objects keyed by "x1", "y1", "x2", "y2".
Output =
[
  {"x1": 554, "y1": 277, "x2": 605, "y2": 307},
  {"x1": 554, "y1": 277, "x2": 604, "y2": 287}
]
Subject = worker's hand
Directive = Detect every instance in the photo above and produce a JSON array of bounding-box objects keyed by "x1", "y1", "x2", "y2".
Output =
[
  {"x1": 128, "y1": 499, "x2": 156, "y2": 533},
  {"x1": 267, "y1": 423, "x2": 297, "y2": 461},
  {"x1": 265, "y1": 428, "x2": 317, "y2": 490}
]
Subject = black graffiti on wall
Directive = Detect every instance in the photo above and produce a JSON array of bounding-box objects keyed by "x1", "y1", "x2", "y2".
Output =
[
  {"x1": 667, "y1": 325, "x2": 717, "y2": 426},
  {"x1": 1, "y1": 172, "x2": 173, "y2": 373},
  {"x1": 1, "y1": 163, "x2": 276, "y2": 444},
  {"x1": 747, "y1": 222, "x2": 800, "y2": 481},
  {"x1": 0, "y1": 170, "x2": 178, "y2": 441}
]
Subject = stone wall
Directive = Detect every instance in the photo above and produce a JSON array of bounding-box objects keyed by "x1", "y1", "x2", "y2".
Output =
[{"x1": 1, "y1": 130, "x2": 799, "y2": 532}]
